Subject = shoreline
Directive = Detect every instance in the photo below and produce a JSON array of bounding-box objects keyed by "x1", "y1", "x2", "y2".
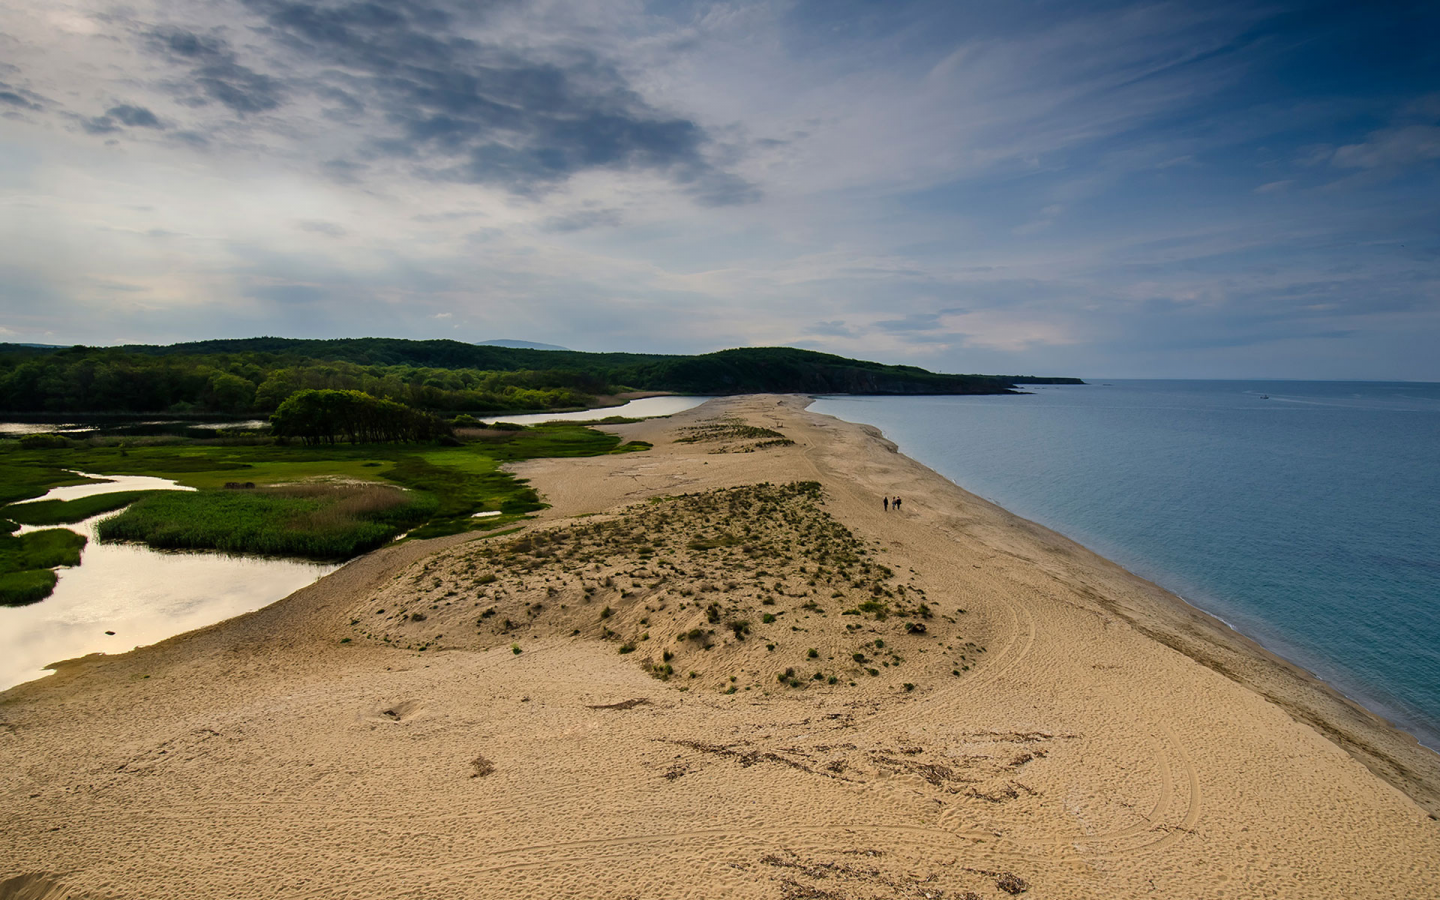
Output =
[
  {"x1": 792, "y1": 397, "x2": 1440, "y2": 816},
  {"x1": 3, "y1": 393, "x2": 1437, "y2": 898},
  {"x1": 1183, "y1": 594, "x2": 1439, "y2": 756}
]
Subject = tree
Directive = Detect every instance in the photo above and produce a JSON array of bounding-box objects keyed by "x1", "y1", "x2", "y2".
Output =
[{"x1": 269, "y1": 389, "x2": 445, "y2": 445}]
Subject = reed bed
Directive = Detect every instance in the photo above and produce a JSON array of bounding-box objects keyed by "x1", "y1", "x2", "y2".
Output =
[
  {"x1": 3, "y1": 490, "x2": 161, "y2": 526},
  {"x1": 97, "y1": 483, "x2": 436, "y2": 560},
  {"x1": 0, "y1": 528, "x2": 88, "y2": 606}
]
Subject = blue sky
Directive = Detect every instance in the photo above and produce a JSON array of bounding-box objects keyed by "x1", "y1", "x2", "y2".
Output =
[{"x1": 1, "y1": 0, "x2": 1437, "y2": 379}]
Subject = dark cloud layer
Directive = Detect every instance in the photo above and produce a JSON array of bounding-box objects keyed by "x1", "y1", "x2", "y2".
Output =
[
  {"x1": 129, "y1": 0, "x2": 753, "y2": 202},
  {"x1": 84, "y1": 104, "x2": 165, "y2": 134},
  {"x1": 147, "y1": 24, "x2": 287, "y2": 114}
]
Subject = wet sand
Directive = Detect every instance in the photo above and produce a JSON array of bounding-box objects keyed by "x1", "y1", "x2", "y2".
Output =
[{"x1": 2, "y1": 395, "x2": 1437, "y2": 899}]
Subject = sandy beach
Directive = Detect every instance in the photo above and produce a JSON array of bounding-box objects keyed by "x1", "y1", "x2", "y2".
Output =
[{"x1": 2, "y1": 395, "x2": 1437, "y2": 899}]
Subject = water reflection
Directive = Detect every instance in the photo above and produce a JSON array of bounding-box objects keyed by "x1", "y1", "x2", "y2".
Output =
[
  {"x1": 1, "y1": 477, "x2": 336, "y2": 691},
  {"x1": 0, "y1": 419, "x2": 268, "y2": 437},
  {"x1": 10, "y1": 471, "x2": 196, "y2": 506},
  {"x1": 480, "y1": 395, "x2": 708, "y2": 426}
]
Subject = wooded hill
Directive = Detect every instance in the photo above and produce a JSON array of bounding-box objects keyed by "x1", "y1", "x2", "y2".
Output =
[{"x1": 0, "y1": 338, "x2": 1083, "y2": 416}]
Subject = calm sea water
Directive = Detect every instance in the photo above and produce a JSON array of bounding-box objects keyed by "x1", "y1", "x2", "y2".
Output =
[{"x1": 812, "y1": 382, "x2": 1440, "y2": 749}]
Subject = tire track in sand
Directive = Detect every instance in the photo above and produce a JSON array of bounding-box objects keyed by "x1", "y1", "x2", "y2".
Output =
[{"x1": 275, "y1": 724, "x2": 1202, "y2": 897}]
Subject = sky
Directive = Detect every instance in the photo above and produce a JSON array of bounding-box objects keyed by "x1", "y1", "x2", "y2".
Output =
[{"x1": 1, "y1": 0, "x2": 1437, "y2": 380}]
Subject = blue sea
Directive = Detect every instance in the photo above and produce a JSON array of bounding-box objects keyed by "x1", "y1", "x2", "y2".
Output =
[{"x1": 812, "y1": 381, "x2": 1440, "y2": 749}]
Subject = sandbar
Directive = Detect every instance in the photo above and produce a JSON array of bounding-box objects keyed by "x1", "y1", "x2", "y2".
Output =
[{"x1": 2, "y1": 395, "x2": 1437, "y2": 899}]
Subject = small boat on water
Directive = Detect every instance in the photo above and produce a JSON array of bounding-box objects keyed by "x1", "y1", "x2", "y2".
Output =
[{"x1": 1260, "y1": 394, "x2": 1269, "y2": 399}]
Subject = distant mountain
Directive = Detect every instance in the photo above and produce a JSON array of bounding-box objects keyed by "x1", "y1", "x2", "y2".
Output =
[
  {"x1": 0, "y1": 343, "x2": 67, "y2": 356},
  {"x1": 477, "y1": 339, "x2": 570, "y2": 351}
]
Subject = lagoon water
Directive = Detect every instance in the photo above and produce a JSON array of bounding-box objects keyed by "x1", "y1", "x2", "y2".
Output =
[
  {"x1": 1, "y1": 475, "x2": 334, "y2": 690},
  {"x1": 813, "y1": 381, "x2": 1440, "y2": 749},
  {"x1": 0, "y1": 399, "x2": 705, "y2": 692},
  {"x1": 480, "y1": 394, "x2": 708, "y2": 426}
]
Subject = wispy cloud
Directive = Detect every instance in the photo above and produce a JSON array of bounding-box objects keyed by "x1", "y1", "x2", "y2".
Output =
[{"x1": 1332, "y1": 125, "x2": 1440, "y2": 171}]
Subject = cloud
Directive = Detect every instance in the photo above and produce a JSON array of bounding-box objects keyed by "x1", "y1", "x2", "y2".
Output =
[
  {"x1": 111, "y1": 1, "x2": 756, "y2": 202},
  {"x1": 249, "y1": 283, "x2": 327, "y2": 304},
  {"x1": 82, "y1": 116, "x2": 121, "y2": 135},
  {"x1": 542, "y1": 208, "x2": 622, "y2": 233},
  {"x1": 297, "y1": 220, "x2": 347, "y2": 237},
  {"x1": 146, "y1": 26, "x2": 286, "y2": 114},
  {"x1": 1332, "y1": 125, "x2": 1440, "y2": 170},
  {"x1": 109, "y1": 105, "x2": 163, "y2": 128},
  {"x1": 874, "y1": 312, "x2": 945, "y2": 333},
  {"x1": 807, "y1": 320, "x2": 859, "y2": 338},
  {"x1": 1013, "y1": 204, "x2": 1066, "y2": 235},
  {"x1": 0, "y1": 1, "x2": 1437, "y2": 378},
  {"x1": 82, "y1": 104, "x2": 165, "y2": 135},
  {"x1": 0, "y1": 89, "x2": 40, "y2": 111}
]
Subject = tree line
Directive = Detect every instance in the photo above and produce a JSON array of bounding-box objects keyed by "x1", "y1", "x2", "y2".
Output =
[
  {"x1": 269, "y1": 390, "x2": 446, "y2": 445},
  {"x1": 0, "y1": 347, "x2": 609, "y2": 415},
  {"x1": 0, "y1": 339, "x2": 1083, "y2": 417}
]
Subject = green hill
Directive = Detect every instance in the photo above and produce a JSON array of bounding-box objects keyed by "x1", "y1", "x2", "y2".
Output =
[{"x1": 0, "y1": 339, "x2": 1082, "y2": 416}]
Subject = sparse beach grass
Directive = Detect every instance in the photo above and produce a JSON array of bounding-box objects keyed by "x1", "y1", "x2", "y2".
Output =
[
  {"x1": 355, "y1": 481, "x2": 962, "y2": 688},
  {"x1": 673, "y1": 417, "x2": 796, "y2": 453}
]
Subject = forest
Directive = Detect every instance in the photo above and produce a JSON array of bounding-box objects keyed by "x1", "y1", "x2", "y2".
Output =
[{"x1": 0, "y1": 339, "x2": 1083, "y2": 416}]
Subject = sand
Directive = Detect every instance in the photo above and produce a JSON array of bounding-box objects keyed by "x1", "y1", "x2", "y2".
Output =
[{"x1": 2, "y1": 395, "x2": 1437, "y2": 899}]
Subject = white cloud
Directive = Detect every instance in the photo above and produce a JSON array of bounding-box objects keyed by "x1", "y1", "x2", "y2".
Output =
[{"x1": 1332, "y1": 125, "x2": 1440, "y2": 170}]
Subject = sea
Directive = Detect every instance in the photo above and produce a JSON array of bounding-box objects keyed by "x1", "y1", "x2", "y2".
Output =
[{"x1": 811, "y1": 381, "x2": 1440, "y2": 750}]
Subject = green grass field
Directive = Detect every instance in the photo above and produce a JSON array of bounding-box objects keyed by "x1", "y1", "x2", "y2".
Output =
[{"x1": 0, "y1": 422, "x2": 650, "y2": 597}]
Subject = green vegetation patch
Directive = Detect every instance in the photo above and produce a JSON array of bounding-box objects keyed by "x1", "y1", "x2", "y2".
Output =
[
  {"x1": 0, "y1": 418, "x2": 652, "y2": 566},
  {"x1": 0, "y1": 339, "x2": 1079, "y2": 423},
  {"x1": 0, "y1": 464, "x2": 100, "y2": 507},
  {"x1": 97, "y1": 483, "x2": 436, "y2": 560},
  {"x1": 270, "y1": 389, "x2": 444, "y2": 445},
  {"x1": 3, "y1": 490, "x2": 162, "y2": 526},
  {"x1": 0, "y1": 569, "x2": 59, "y2": 607},
  {"x1": 0, "y1": 528, "x2": 87, "y2": 606},
  {"x1": 673, "y1": 417, "x2": 796, "y2": 453},
  {"x1": 676, "y1": 419, "x2": 788, "y2": 443}
]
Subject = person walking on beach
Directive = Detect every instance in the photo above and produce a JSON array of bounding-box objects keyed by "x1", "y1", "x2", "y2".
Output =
[
  {"x1": 893, "y1": 496, "x2": 902, "y2": 512},
  {"x1": 883, "y1": 497, "x2": 889, "y2": 512}
]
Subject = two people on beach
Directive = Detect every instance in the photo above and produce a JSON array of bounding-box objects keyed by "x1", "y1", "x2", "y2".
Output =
[{"x1": 883, "y1": 496, "x2": 902, "y2": 512}]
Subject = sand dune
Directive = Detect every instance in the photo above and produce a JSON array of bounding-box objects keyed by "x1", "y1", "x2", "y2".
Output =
[{"x1": 2, "y1": 395, "x2": 1437, "y2": 899}]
